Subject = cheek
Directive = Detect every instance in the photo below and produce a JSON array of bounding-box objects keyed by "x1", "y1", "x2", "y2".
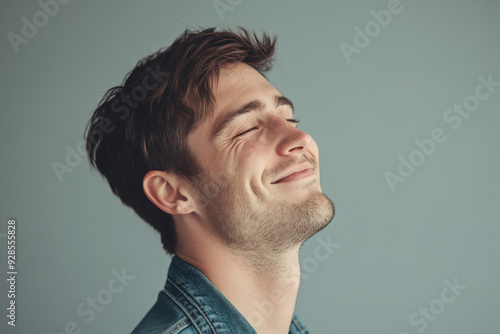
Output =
[
  {"x1": 223, "y1": 135, "x2": 266, "y2": 166},
  {"x1": 213, "y1": 135, "x2": 273, "y2": 188},
  {"x1": 207, "y1": 142, "x2": 258, "y2": 186},
  {"x1": 240, "y1": 142, "x2": 272, "y2": 190},
  {"x1": 233, "y1": 141, "x2": 269, "y2": 185},
  {"x1": 238, "y1": 143, "x2": 262, "y2": 163}
]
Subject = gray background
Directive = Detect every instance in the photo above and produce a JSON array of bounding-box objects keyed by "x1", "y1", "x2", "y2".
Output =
[{"x1": 1, "y1": 0, "x2": 499, "y2": 333}]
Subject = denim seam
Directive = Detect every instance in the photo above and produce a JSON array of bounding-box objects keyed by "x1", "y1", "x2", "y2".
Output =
[
  {"x1": 167, "y1": 279, "x2": 218, "y2": 333},
  {"x1": 292, "y1": 317, "x2": 307, "y2": 334},
  {"x1": 165, "y1": 317, "x2": 190, "y2": 334},
  {"x1": 162, "y1": 288, "x2": 204, "y2": 334}
]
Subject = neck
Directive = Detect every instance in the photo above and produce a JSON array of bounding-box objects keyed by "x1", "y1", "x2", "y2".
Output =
[{"x1": 176, "y1": 221, "x2": 302, "y2": 334}]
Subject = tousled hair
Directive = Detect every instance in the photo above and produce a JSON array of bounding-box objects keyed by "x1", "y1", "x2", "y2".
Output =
[{"x1": 85, "y1": 27, "x2": 277, "y2": 254}]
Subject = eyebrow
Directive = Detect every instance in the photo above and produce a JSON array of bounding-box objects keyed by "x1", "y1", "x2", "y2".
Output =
[{"x1": 212, "y1": 95, "x2": 295, "y2": 138}]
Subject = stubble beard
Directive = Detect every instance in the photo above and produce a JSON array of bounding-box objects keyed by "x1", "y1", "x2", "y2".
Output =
[{"x1": 196, "y1": 172, "x2": 335, "y2": 258}]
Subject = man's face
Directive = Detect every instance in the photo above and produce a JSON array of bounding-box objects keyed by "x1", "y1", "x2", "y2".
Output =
[{"x1": 187, "y1": 62, "x2": 334, "y2": 253}]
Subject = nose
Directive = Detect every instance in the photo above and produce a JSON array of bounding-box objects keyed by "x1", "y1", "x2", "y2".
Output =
[{"x1": 273, "y1": 117, "x2": 313, "y2": 156}]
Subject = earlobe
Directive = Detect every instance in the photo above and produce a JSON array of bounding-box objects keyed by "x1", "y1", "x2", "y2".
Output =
[{"x1": 143, "y1": 170, "x2": 195, "y2": 215}]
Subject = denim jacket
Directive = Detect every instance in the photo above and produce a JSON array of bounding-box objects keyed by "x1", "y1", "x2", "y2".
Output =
[{"x1": 131, "y1": 255, "x2": 309, "y2": 334}]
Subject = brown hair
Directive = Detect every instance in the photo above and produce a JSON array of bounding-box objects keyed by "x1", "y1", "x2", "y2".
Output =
[{"x1": 85, "y1": 27, "x2": 277, "y2": 254}]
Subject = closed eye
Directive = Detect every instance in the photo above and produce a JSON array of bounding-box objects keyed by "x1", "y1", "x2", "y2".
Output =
[
  {"x1": 234, "y1": 119, "x2": 299, "y2": 138},
  {"x1": 235, "y1": 127, "x2": 259, "y2": 137}
]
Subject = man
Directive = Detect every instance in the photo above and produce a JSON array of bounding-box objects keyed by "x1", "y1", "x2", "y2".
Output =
[{"x1": 86, "y1": 27, "x2": 335, "y2": 334}]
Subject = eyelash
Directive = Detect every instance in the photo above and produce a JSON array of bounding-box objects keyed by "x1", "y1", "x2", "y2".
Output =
[{"x1": 235, "y1": 118, "x2": 299, "y2": 137}]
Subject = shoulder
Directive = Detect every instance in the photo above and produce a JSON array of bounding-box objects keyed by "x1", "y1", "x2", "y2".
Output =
[{"x1": 130, "y1": 291, "x2": 197, "y2": 334}]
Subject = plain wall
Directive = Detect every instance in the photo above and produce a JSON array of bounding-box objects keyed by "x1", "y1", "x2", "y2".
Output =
[{"x1": 1, "y1": 0, "x2": 499, "y2": 333}]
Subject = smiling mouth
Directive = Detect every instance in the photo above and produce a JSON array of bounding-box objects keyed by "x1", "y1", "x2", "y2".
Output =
[{"x1": 272, "y1": 167, "x2": 315, "y2": 184}]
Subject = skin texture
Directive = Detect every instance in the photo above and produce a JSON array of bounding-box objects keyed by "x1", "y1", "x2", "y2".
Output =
[{"x1": 143, "y1": 62, "x2": 334, "y2": 333}]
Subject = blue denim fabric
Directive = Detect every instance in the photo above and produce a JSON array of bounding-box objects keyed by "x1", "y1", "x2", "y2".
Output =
[{"x1": 131, "y1": 255, "x2": 309, "y2": 334}]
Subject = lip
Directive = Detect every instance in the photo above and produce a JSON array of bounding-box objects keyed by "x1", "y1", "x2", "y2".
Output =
[{"x1": 271, "y1": 163, "x2": 315, "y2": 184}]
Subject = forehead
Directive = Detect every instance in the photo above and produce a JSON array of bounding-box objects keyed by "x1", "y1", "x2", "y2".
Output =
[{"x1": 210, "y1": 62, "x2": 281, "y2": 121}]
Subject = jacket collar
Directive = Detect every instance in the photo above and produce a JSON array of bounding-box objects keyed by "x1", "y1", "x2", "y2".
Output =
[
  {"x1": 165, "y1": 255, "x2": 307, "y2": 333},
  {"x1": 165, "y1": 255, "x2": 257, "y2": 333}
]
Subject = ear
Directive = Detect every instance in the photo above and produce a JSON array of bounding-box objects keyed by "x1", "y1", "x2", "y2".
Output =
[{"x1": 143, "y1": 170, "x2": 196, "y2": 215}]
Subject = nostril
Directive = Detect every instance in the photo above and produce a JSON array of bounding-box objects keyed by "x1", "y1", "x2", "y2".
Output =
[{"x1": 288, "y1": 145, "x2": 304, "y2": 153}]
